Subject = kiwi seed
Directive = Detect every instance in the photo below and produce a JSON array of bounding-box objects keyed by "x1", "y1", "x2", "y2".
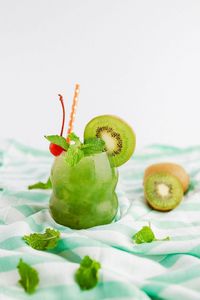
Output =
[{"x1": 96, "y1": 126, "x2": 123, "y2": 155}]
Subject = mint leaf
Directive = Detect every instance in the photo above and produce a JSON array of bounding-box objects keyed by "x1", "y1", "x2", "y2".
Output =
[
  {"x1": 65, "y1": 133, "x2": 106, "y2": 167},
  {"x1": 82, "y1": 138, "x2": 105, "y2": 155},
  {"x1": 28, "y1": 177, "x2": 52, "y2": 190},
  {"x1": 132, "y1": 225, "x2": 170, "y2": 244},
  {"x1": 65, "y1": 145, "x2": 84, "y2": 167},
  {"x1": 23, "y1": 228, "x2": 60, "y2": 250},
  {"x1": 133, "y1": 226, "x2": 155, "y2": 244},
  {"x1": 68, "y1": 132, "x2": 81, "y2": 145},
  {"x1": 44, "y1": 135, "x2": 69, "y2": 151},
  {"x1": 75, "y1": 256, "x2": 101, "y2": 290},
  {"x1": 65, "y1": 133, "x2": 84, "y2": 166},
  {"x1": 17, "y1": 259, "x2": 39, "y2": 294}
]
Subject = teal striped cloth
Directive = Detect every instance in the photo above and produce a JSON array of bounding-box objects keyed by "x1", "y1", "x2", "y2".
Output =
[{"x1": 0, "y1": 140, "x2": 200, "y2": 300}]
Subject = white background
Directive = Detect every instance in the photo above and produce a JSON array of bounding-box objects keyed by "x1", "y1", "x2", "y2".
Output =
[{"x1": 0, "y1": 0, "x2": 200, "y2": 152}]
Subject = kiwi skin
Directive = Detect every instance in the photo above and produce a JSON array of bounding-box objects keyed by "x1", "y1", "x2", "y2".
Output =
[
  {"x1": 144, "y1": 172, "x2": 184, "y2": 211},
  {"x1": 144, "y1": 163, "x2": 189, "y2": 193}
]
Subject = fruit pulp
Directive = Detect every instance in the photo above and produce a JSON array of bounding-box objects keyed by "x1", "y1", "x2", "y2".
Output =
[{"x1": 49, "y1": 152, "x2": 118, "y2": 229}]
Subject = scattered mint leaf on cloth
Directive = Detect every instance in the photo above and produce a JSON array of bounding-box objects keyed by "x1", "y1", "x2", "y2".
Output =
[
  {"x1": 132, "y1": 225, "x2": 170, "y2": 244},
  {"x1": 17, "y1": 259, "x2": 39, "y2": 294},
  {"x1": 82, "y1": 138, "x2": 105, "y2": 155},
  {"x1": 28, "y1": 177, "x2": 52, "y2": 190},
  {"x1": 75, "y1": 256, "x2": 101, "y2": 290},
  {"x1": 23, "y1": 228, "x2": 60, "y2": 250},
  {"x1": 44, "y1": 135, "x2": 69, "y2": 151}
]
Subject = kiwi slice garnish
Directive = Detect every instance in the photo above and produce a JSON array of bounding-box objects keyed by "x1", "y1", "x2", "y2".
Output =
[
  {"x1": 144, "y1": 172, "x2": 183, "y2": 211},
  {"x1": 144, "y1": 163, "x2": 189, "y2": 193},
  {"x1": 84, "y1": 115, "x2": 136, "y2": 167}
]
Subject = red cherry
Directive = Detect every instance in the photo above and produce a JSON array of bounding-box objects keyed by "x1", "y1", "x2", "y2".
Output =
[{"x1": 49, "y1": 143, "x2": 63, "y2": 156}]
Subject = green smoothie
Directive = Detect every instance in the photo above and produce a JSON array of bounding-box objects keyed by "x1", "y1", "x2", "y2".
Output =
[
  {"x1": 30, "y1": 87, "x2": 136, "y2": 230},
  {"x1": 50, "y1": 151, "x2": 118, "y2": 229},
  {"x1": 46, "y1": 111, "x2": 135, "y2": 230}
]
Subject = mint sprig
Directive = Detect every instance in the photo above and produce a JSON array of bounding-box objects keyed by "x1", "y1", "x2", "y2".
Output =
[
  {"x1": 44, "y1": 135, "x2": 69, "y2": 151},
  {"x1": 65, "y1": 145, "x2": 84, "y2": 166},
  {"x1": 68, "y1": 132, "x2": 81, "y2": 145},
  {"x1": 28, "y1": 177, "x2": 52, "y2": 190},
  {"x1": 132, "y1": 225, "x2": 170, "y2": 244},
  {"x1": 65, "y1": 133, "x2": 105, "y2": 167},
  {"x1": 65, "y1": 133, "x2": 83, "y2": 166},
  {"x1": 82, "y1": 138, "x2": 105, "y2": 155},
  {"x1": 75, "y1": 256, "x2": 101, "y2": 290},
  {"x1": 23, "y1": 228, "x2": 60, "y2": 250},
  {"x1": 44, "y1": 132, "x2": 105, "y2": 166},
  {"x1": 17, "y1": 259, "x2": 39, "y2": 294}
]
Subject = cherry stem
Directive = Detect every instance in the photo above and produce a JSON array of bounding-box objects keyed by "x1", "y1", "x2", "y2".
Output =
[{"x1": 58, "y1": 94, "x2": 65, "y2": 136}]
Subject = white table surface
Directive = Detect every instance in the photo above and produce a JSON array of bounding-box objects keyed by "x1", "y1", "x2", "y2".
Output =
[{"x1": 0, "y1": 0, "x2": 200, "y2": 151}]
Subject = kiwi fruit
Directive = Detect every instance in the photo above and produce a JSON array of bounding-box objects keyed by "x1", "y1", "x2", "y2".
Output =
[
  {"x1": 144, "y1": 163, "x2": 189, "y2": 193},
  {"x1": 84, "y1": 115, "x2": 136, "y2": 167},
  {"x1": 144, "y1": 172, "x2": 183, "y2": 211}
]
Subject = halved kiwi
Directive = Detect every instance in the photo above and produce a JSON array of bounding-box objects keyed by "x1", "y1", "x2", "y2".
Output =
[
  {"x1": 84, "y1": 115, "x2": 136, "y2": 167},
  {"x1": 144, "y1": 163, "x2": 189, "y2": 193},
  {"x1": 144, "y1": 172, "x2": 183, "y2": 211}
]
